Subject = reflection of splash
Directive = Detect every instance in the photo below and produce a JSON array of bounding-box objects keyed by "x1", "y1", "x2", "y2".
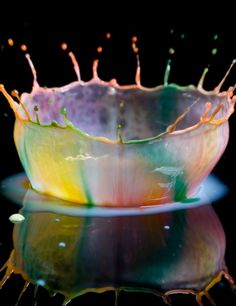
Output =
[{"x1": 0, "y1": 175, "x2": 235, "y2": 305}]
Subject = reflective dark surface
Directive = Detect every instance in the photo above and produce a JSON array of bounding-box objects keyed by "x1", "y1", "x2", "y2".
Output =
[{"x1": 0, "y1": 175, "x2": 236, "y2": 306}]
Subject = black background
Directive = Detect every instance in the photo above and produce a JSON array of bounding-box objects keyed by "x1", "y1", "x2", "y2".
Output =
[{"x1": 0, "y1": 3, "x2": 236, "y2": 305}]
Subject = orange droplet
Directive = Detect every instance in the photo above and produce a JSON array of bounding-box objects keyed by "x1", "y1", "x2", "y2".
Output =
[
  {"x1": 8, "y1": 38, "x2": 14, "y2": 47},
  {"x1": 106, "y1": 32, "x2": 111, "y2": 39},
  {"x1": 132, "y1": 43, "x2": 139, "y2": 53},
  {"x1": 97, "y1": 46, "x2": 103, "y2": 53},
  {"x1": 21, "y1": 44, "x2": 27, "y2": 52},
  {"x1": 132, "y1": 36, "x2": 138, "y2": 43},
  {"x1": 61, "y1": 43, "x2": 68, "y2": 51},
  {"x1": 11, "y1": 89, "x2": 19, "y2": 97}
]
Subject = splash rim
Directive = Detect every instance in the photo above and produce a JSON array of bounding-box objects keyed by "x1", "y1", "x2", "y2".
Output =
[
  {"x1": 0, "y1": 53, "x2": 235, "y2": 145},
  {"x1": 0, "y1": 81, "x2": 233, "y2": 145}
]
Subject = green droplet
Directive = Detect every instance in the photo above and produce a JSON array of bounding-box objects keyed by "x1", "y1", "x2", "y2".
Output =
[
  {"x1": 213, "y1": 34, "x2": 219, "y2": 41},
  {"x1": 34, "y1": 105, "x2": 40, "y2": 124},
  {"x1": 180, "y1": 33, "x2": 185, "y2": 40},
  {"x1": 4, "y1": 112, "x2": 8, "y2": 117},
  {"x1": 117, "y1": 124, "x2": 123, "y2": 143},
  {"x1": 60, "y1": 106, "x2": 67, "y2": 116},
  {"x1": 34, "y1": 105, "x2": 39, "y2": 112},
  {"x1": 211, "y1": 48, "x2": 217, "y2": 55}
]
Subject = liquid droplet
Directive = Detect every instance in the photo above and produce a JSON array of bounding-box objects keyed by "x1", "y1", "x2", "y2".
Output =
[
  {"x1": 34, "y1": 105, "x2": 39, "y2": 112},
  {"x1": 60, "y1": 106, "x2": 67, "y2": 116},
  {"x1": 34, "y1": 104, "x2": 40, "y2": 124},
  {"x1": 106, "y1": 32, "x2": 111, "y2": 39},
  {"x1": 61, "y1": 43, "x2": 68, "y2": 51},
  {"x1": 7, "y1": 38, "x2": 14, "y2": 47},
  {"x1": 58, "y1": 242, "x2": 66, "y2": 248},
  {"x1": 211, "y1": 48, "x2": 217, "y2": 56},
  {"x1": 21, "y1": 44, "x2": 27, "y2": 52},
  {"x1": 36, "y1": 279, "x2": 46, "y2": 286},
  {"x1": 117, "y1": 124, "x2": 123, "y2": 144},
  {"x1": 9, "y1": 213, "x2": 25, "y2": 224},
  {"x1": 131, "y1": 36, "x2": 139, "y2": 54},
  {"x1": 131, "y1": 36, "x2": 141, "y2": 85},
  {"x1": 169, "y1": 48, "x2": 175, "y2": 55},
  {"x1": 97, "y1": 46, "x2": 103, "y2": 53}
]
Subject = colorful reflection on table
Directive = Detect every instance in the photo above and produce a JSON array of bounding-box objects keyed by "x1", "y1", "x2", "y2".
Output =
[{"x1": 0, "y1": 174, "x2": 235, "y2": 306}]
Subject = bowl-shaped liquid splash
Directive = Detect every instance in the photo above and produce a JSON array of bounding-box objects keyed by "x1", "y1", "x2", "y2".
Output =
[{"x1": 0, "y1": 55, "x2": 235, "y2": 207}]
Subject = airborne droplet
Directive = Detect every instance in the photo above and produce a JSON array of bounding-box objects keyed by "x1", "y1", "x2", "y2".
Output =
[
  {"x1": 211, "y1": 48, "x2": 218, "y2": 56},
  {"x1": 7, "y1": 38, "x2": 14, "y2": 47}
]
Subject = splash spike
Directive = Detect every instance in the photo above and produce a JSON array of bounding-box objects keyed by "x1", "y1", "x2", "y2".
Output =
[
  {"x1": 214, "y1": 59, "x2": 236, "y2": 93},
  {"x1": 25, "y1": 53, "x2": 39, "y2": 88}
]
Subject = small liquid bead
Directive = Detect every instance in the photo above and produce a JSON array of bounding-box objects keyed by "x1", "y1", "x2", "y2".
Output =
[
  {"x1": 61, "y1": 43, "x2": 68, "y2": 51},
  {"x1": 211, "y1": 48, "x2": 217, "y2": 56},
  {"x1": 131, "y1": 36, "x2": 139, "y2": 53},
  {"x1": 9, "y1": 213, "x2": 25, "y2": 224},
  {"x1": 97, "y1": 46, "x2": 103, "y2": 53},
  {"x1": 7, "y1": 38, "x2": 14, "y2": 47},
  {"x1": 106, "y1": 33, "x2": 111, "y2": 39},
  {"x1": 21, "y1": 44, "x2": 27, "y2": 52},
  {"x1": 169, "y1": 48, "x2": 175, "y2": 55}
]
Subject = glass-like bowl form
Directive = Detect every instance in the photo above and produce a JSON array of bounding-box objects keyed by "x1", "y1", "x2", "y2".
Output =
[{"x1": 0, "y1": 58, "x2": 235, "y2": 207}]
